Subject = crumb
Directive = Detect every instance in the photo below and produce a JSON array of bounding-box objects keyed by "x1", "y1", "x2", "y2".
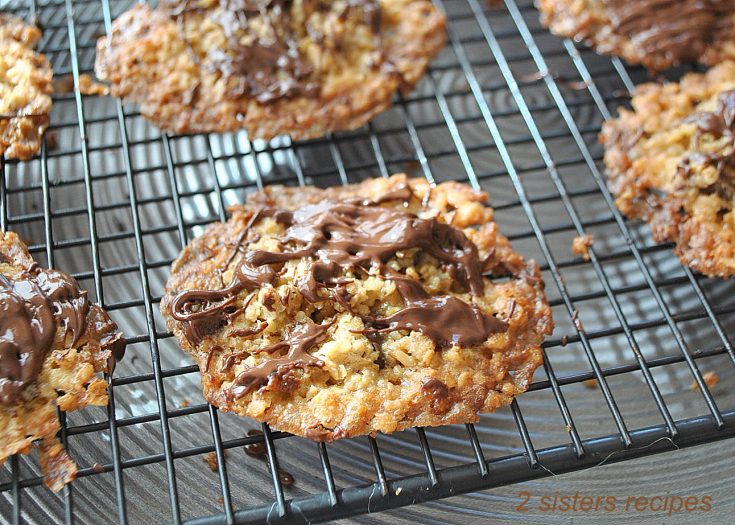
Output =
[
  {"x1": 395, "y1": 487, "x2": 403, "y2": 495},
  {"x1": 78, "y1": 74, "x2": 109, "y2": 96},
  {"x1": 54, "y1": 75, "x2": 75, "y2": 95},
  {"x1": 217, "y1": 496, "x2": 224, "y2": 504},
  {"x1": 692, "y1": 371, "x2": 719, "y2": 392},
  {"x1": 180, "y1": 399, "x2": 189, "y2": 408},
  {"x1": 560, "y1": 335, "x2": 569, "y2": 346},
  {"x1": 45, "y1": 130, "x2": 58, "y2": 151},
  {"x1": 571, "y1": 309, "x2": 584, "y2": 333},
  {"x1": 204, "y1": 452, "x2": 218, "y2": 472},
  {"x1": 583, "y1": 378, "x2": 598, "y2": 389},
  {"x1": 572, "y1": 234, "x2": 593, "y2": 261},
  {"x1": 203, "y1": 450, "x2": 227, "y2": 472},
  {"x1": 55, "y1": 74, "x2": 109, "y2": 96},
  {"x1": 91, "y1": 462, "x2": 104, "y2": 473}
]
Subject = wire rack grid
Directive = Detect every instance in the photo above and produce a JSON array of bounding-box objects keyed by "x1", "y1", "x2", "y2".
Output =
[{"x1": 2, "y1": 0, "x2": 735, "y2": 523}]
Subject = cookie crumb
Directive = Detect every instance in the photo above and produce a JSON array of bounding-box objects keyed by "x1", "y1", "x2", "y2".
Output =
[
  {"x1": 78, "y1": 74, "x2": 109, "y2": 96},
  {"x1": 91, "y1": 462, "x2": 104, "y2": 473},
  {"x1": 395, "y1": 487, "x2": 403, "y2": 495},
  {"x1": 571, "y1": 309, "x2": 584, "y2": 333},
  {"x1": 55, "y1": 75, "x2": 75, "y2": 94},
  {"x1": 691, "y1": 371, "x2": 719, "y2": 392},
  {"x1": 583, "y1": 378, "x2": 598, "y2": 389},
  {"x1": 55, "y1": 74, "x2": 109, "y2": 96},
  {"x1": 204, "y1": 450, "x2": 227, "y2": 472},
  {"x1": 572, "y1": 234, "x2": 593, "y2": 261},
  {"x1": 180, "y1": 399, "x2": 189, "y2": 408}
]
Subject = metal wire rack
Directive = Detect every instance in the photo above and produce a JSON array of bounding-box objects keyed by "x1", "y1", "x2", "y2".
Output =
[{"x1": 2, "y1": 0, "x2": 735, "y2": 523}]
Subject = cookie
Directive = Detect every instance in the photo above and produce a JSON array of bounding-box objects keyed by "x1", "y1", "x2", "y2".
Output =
[
  {"x1": 0, "y1": 231, "x2": 125, "y2": 491},
  {"x1": 537, "y1": 0, "x2": 735, "y2": 73},
  {"x1": 94, "y1": 0, "x2": 446, "y2": 138},
  {"x1": 160, "y1": 175, "x2": 552, "y2": 441},
  {"x1": 601, "y1": 61, "x2": 735, "y2": 278},
  {"x1": 0, "y1": 13, "x2": 53, "y2": 160}
]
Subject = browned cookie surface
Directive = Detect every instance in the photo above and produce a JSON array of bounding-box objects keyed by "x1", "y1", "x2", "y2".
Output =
[
  {"x1": 0, "y1": 13, "x2": 52, "y2": 160},
  {"x1": 95, "y1": 0, "x2": 446, "y2": 138},
  {"x1": 537, "y1": 0, "x2": 735, "y2": 73},
  {"x1": 0, "y1": 231, "x2": 125, "y2": 491},
  {"x1": 601, "y1": 61, "x2": 735, "y2": 278},
  {"x1": 161, "y1": 175, "x2": 552, "y2": 441}
]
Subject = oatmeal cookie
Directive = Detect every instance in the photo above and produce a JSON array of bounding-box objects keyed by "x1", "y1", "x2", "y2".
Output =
[
  {"x1": 601, "y1": 61, "x2": 735, "y2": 278},
  {"x1": 0, "y1": 13, "x2": 53, "y2": 160},
  {"x1": 0, "y1": 231, "x2": 125, "y2": 491},
  {"x1": 161, "y1": 175, "x2": 552, "y2": 441},
  {"x1": 537, "y1": 0, "x2": 735, "y2": 73},
  {"x1": 95, "y1": 0, "x2": 446, "y2": 138}
]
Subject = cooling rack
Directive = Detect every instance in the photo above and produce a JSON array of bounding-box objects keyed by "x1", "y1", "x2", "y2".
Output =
[{"x1": 2, "y1": 0, "x2": 735, "y2": 523}]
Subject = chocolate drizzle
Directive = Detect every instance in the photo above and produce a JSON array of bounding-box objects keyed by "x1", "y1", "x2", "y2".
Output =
[
  {"x1": 170, "y1": 0, "x2": 381, "y2": 104},
  {"x1": 0, "y1": 265, "x2": 90, "y2": 405},
  {"x1": 603, "y1": 0, "x2": 729, "y2": 64},
  {"x1": 171, "y1": 185, "x2": 508, "y2": 396},
  {"x1": 678, "y1": 90, "x2": 735, "y2": 199},
  {"x1": 231, "y1": 322, "x2": 330, "y2": 397}
]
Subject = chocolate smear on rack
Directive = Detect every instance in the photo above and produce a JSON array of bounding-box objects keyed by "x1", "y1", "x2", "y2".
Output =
[
  {"x1": 0, "y1": 265, "x2": 90, "y2": 405},
  {"x1": 278, "y1": 469, "x2": 295, "y2": 487},
  {"x1": 603, "y1": 0, "x2": 729, "y2": 64},
  {"x1": 171, "y1": 184, "x2": 507, "y2": 396},
  {"x1": 244, "y1": 428, "x2": 266, "y2": 458}
]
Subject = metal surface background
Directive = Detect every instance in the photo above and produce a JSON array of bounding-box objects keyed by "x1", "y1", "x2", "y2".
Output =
[{"x1": 1, "y1": 0, "x2": 735, "y2": 523}]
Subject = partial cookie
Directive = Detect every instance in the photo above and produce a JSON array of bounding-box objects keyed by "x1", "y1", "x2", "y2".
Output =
[
  {"x1": 161, "y1": 175, "x2": 552, "y2": 441},
  {"x1": 601, "y1": 61, "x2": 735, "y2": 278},
  {"x1": 0, "y1": 231, "x2": 125, "y2": 491},
  {"x1": 95, "y1": 0, "x2": 446, "y2": 138},
  {"x1": 537, "y1": 0, "x2": 735, "y2": 73},
  {"x1": 0, "y1": 13, "x2": 53, "y2": 160}
]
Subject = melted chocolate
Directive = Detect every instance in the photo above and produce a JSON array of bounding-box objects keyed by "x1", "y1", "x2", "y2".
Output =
[
  {"x1": 678, "y1": 90, "x2": 735, "y2": 198},
  {"x1": 171, "y1": 0, "x2": 380, "y2": 103},
  {"x1": 0, "y1": 265, "x2": 90, "y2": 405},
  {"x1": 231, "y1": 322, "x2": 330, "y2": 397},
  {"x1": 244, "y1": 428, "x2": 266, "y2": 457},
  {"x1": 603, "y1": 0, "x2": 730, "y2": 64},
  {"x1": 172, "y1": 186, "x2": 508, "y2": 396}
]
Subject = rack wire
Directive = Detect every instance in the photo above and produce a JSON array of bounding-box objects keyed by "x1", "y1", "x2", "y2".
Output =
[{"x1": 2, "y1": 0, "x2": 735, "y2": 523}]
